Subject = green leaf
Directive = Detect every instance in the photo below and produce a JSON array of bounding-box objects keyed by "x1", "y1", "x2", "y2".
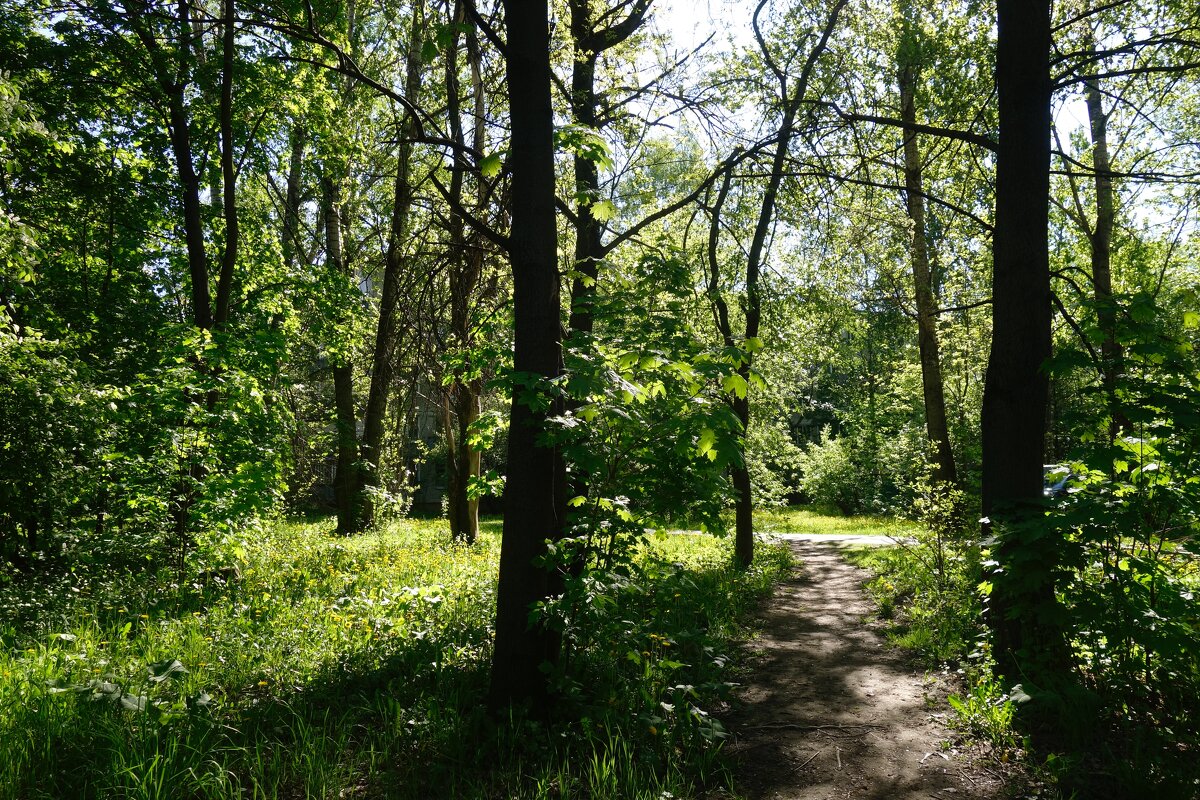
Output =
[
  {"x1": 1184, "y1": 310, "x2": 1199, "y2": 330},
  {"x1": 121, "y1": 694, "x2": 150, "y2": 712},
  {"x1": 480, "y1": 153, "x2": 502, "y2": 178},
  {"x1": 696, "y1": 428, "x2": 717, "y2": 459},
  {"x1": 591, "y1": 199, "x2": 617, "y2": 222},
  {"x1": 722, "y1": 373, "x2": 748, "y2": 399},
  {"x1": 147, "y1": 659, "x2": 188, "y2": 683}
]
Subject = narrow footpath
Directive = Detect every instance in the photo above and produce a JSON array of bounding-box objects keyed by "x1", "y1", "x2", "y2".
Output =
[{"x1": 719, "y1": 536, "x2": 1008, "y2": 800}]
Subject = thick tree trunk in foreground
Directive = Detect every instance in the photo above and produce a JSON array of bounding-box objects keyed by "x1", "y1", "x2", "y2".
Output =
[
  {"x1": 982, "y1": 0, "x2": 1070, "y2": 692},
  {"x1": 489, "y1": 0, "x2": 566, "y2": 710},
  {"x1": 898, "y1": 55, "x2": 957, "y2": 487}
]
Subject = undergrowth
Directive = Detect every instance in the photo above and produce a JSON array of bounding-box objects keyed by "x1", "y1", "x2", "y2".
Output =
[
  {"x1": 848, "y1": 474, "x2": 1200, "y2": 800},
  {"x1": 0, "y1": 518, "x2": 791, "y2": 799}
]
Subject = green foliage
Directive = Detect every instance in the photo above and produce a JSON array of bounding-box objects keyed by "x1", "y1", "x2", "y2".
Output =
[
  {"x1": 1035, "y1": 287, "x2": 1200, "y2": 794},
  {"x1": 746, "y1": 414, "x2": 806, "y2": 506},
  {"x1": 754, "y1": 504, "x2": 919, "y2": 537},
  {"x1": 946, "y1": 672, "x2": 1017, "y2": 751},
  {"x1": 0, "y1": 337, "x2": 101, "y2": 567},
  {"x1": 797, "y1": 426, "x2": 862, "y2": 514},
  {"x1": 0, "y1": 518, "x2": 791, "y2": 798},
  {"x1": 797, "y1": 422, "x2": 933, "y2": 516},
  {"x1": 850, "y1": 480, "x2": 982, "y2": 664},
  {"x1": 558, "y1": 248, "x2": 752, "y2": 540}
]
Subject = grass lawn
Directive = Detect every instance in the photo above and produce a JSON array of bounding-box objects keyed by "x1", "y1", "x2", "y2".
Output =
[
  {"x1": 753, "y1": 505, "x2": 920, "y2": 538},
  {"x1": 0, "y1": 516, "x2": 790, "y2": 799}
]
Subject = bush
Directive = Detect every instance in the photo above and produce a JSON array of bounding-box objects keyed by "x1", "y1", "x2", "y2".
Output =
[{"x1": 797, "y1": 426, "x2": 862, "y2": 514}]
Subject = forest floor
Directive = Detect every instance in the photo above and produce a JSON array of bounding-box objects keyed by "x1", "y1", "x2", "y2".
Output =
[{"x1": 715, "y1": 535, "x2": 1014, "y2": 800}]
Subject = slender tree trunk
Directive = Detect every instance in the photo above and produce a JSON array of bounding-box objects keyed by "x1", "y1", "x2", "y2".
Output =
[
  {"x1": 562, "y1": 0, "x2": 651, "y2": 524},
  {"x1": 441, "y1": 0, "x2": 483, "y2": 544},
  {"x1": 214, "y1": 0, "x2": 237, "y2": 328},
  {"x1": 322, "y1": 178, "x2": 361, "y2": 536},
  {"x1": 164, "y1": 97, "x2": 210, "y2": 329},
  {"x1": 138, "y1": 0, "x2": 213, "y2": 549},
  {"x1": 282, "y1": 127, "x2": 305, "y2": 271},
  {"x1": 566, "y1": 38, "x2": 602, "y2": 336},
  {"x1": 489, "y1": 0, "x2": 566, "y2": 710},
  {"x1": 1084, "y1": 61, "x2": 1127, "y2": 438},
  {"x1": 726, "y1": 0, "x2": 845, "y2": 570},
  {"x1": 565, "y1": 0, "x2": 650, "y2": 337},
  {"x1": 898, "y1": 53, "x2": 957, "y2": 487},
  {"x1": 983, "y1": 0, "x2": 1071, "y2": 693},
  {"x1": 352, "y1": 0, "x2": 424, "y2": 530}
]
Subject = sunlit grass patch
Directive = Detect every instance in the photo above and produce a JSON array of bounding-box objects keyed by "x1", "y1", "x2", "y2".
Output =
[
  {"x1": 0, "y1": 517, "x2": 791, "y2": 799},
  {"x1": 754, "y1": 504, "x2": 921, "y2": 537}
]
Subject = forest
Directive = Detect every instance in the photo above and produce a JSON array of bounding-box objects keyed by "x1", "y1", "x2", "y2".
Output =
[{"x1": 0, "y1": 0, "x2": 1198, "y2": 796}]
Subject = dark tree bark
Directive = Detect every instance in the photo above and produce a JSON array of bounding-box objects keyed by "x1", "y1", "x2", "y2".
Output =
[
  {"x1": 214, "y1": 0, "x2": 238, "y2": 328},
  {"x1": 144, "y1": 0, "x2": 212, "y2": 332},
  {"x1": 442, "y1": 0, "x2": 486, "y2": 544},
  {"x1": 982, "y1": 0, "x2": 1071, "y2": 691},
  {"x1": 281, "y1": 128, "x2": 306, "y2": 271},
  {"x1": 322, "y1": 177, "x2": 361, "y2": 536},
  {"x1": 565, "y1": 0, "x2": 651, "y2": 337},
  {"x1": 898, "y1": 33, "x2": 957, "y2": 488},
  {"x1": 489, "y1": 0, "x2": 566, "y2": 710},
  {"x1": 128, "y1": 0, "x2": 232, "y2": 551}
]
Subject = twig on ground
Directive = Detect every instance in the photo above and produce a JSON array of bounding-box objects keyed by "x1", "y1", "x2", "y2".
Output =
[{"x1": 789, "y1": 748, "x2": 824, "y2": 774}]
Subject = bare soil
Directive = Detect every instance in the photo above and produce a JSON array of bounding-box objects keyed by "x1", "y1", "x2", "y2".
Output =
[{"x1": 717, "y1": 537, "x2": 1009, "y2": 800}]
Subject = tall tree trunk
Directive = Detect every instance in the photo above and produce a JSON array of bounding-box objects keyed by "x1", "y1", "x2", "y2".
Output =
[
  {"x1": 1084, "y1": 57, "x2": 1127, "y2": 438},
  {"x1": 565, "y1": 0, "x2": 650, "y2": 336},
  {"x1": 214, "y1": 0, "x2": 238, "y2": 328},
  {"x1": 563, "y1": 0, "x2": 651, "y2": 522},
  {"x1": 323, "y1": 178, "x2": 360, "y2": 536},
  {"x1": 727, "y1": 0, "x2": 845, "y2": 570},
  {"x1": 442, "y1": 0, "x2": 483, "y2": 544},
  {"x1": 489, "y1": 0, "x2": 566, "y2": 710},
  {"x1": 982, "y1": 0, "x2": 1070, "y2": 693},
  {"x1": 566, "y1": 15, "x2": 602, "y2": 336},
  {"x1": 130, "y1": 0, "x2": 214, "y2": 550},
  {"x1": 160, "y1": 1, "x2": 211, "y2": 332},
  {"x1": 898, "y1": 44, "x2": 957, "y2": 487},
  {"x1": 351, "y1": 0, "x2": 425, "y2": 531},
  {"x1": 282, "y1": 127, "x2": 306, "y2": 271}
]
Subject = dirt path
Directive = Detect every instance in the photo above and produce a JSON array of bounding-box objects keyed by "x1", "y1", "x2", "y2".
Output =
[{"x1": 719, "y1": 537, "x2": 1006, "y2": 800}]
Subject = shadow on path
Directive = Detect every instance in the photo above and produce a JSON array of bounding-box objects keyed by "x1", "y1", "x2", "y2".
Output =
[{"x1": 719, "y1": 538, "x2": 1004, "y2": 800}]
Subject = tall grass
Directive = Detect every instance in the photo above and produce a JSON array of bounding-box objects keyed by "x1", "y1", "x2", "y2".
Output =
[{"x1": 0, "y1": 518, "x2": 789, "y2": 798}]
